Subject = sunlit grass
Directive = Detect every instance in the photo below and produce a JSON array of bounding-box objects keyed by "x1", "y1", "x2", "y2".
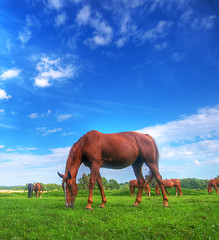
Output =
[{"x1": 0, "y1": 189, "x2": 218, "y2": 239}]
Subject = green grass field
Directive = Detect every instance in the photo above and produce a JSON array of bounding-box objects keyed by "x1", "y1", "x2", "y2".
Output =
[{"x1": 0, "y1": 189, "x2": 218, "y2": 240}]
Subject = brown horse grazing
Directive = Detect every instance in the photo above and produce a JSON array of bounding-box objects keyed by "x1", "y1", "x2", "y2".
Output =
[
  {"x1": 34, "y1": 183, "x2": 44, "y2": 198},
  {"x1": 208, "y1": 179, "x2": 219, "y2": 194},
  {"x1": 129, "y1": 180, "x2": 151, "y2": 197},
  {"x1": 155, "y1": 179, "x2": 183, "y2": 196},
  {"x1": 58, "y1": 130, "x2": 169, "y2": 210}
]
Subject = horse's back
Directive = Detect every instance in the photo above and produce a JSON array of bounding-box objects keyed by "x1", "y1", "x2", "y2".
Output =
[
  {"x1": 81, "y1": 131, "x2": 155, "y2": 169},
  {"x1": 210, "y1": 178, "x2": 219, "y2": 185},
  {"x1": 163, "y1": 179, "x2": 175, "y2": 188},
  {"x1": 170, "y1": 179, "x2": 181, "y2": 185},
  {"x1": 129, "y1": 180, "x2": 138, "y2": 187}
]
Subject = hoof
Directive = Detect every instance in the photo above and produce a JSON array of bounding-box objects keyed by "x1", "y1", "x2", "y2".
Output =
[
  {"x1": 162, "y1": 204, "x2": 169, "y2": 208},
  {"x1": 99, "y1": 204, "x2": 105, "y2": 208},
  {"x1": 132, "y1": 202, "x2": 138, "y2": 207},
  {"x1": 86, "y1": 207, "x2": 93, "y2": 211}
]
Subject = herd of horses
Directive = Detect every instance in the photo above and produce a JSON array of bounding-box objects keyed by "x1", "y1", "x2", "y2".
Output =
[
  {"x1": 129, "y1": 178, "x2": 183, "y2": 197},
  {"x1": 27, "y1": 183, "x2": 43, "y2": 198},
  {"x1": 56, "y1": 130, "x2": 218, "y2": 210}
]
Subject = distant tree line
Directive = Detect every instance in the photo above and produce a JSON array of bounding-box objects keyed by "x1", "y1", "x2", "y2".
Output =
[
  {"x1": 77, "y1": 173, "x2": 120, "y2": 190},
  {"x1": 0, "y1": 175, "x2": 218, "y2": 191}
]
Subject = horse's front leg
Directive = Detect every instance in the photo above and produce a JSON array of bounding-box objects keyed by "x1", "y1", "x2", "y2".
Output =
[
  {"x1": 130, "y1": 187, "x2": 133, "y2": 196},
  {"x1": 96, "y1": 172, "x2": 107, "y2": 208},
  {"x1": 86, "y1": 163, "x2": 100, "y2": 210},
  {"x1": 132, "y1": 163, "x2": 144, "y2": 207}
]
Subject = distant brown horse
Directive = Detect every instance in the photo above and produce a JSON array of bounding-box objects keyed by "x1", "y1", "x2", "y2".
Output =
[
  {"x1": 34, "y1": 183, "x2": 44, "y2": 198},
  {"x1": 208, "y1": 179, "x2": 219, "y2": 194},
  {"x1": 58, "y1": 130, "x2": 169, "y2": 210},
  {"x1": 155, "y1": 179, "x2": 183, "y2": 196},
  {"x1": 129, "y1": 179, "x2": 151, "y2": 197}
]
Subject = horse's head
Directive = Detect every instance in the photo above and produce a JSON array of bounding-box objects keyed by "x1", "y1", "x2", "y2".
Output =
[{"x1": 58, "y1": 171, "x2": 78, "y2": 208}]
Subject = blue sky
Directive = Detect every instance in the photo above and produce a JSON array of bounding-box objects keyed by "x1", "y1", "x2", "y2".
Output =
[{"x1": 0, "y1": 0, "x2": 219, "y2": 186}]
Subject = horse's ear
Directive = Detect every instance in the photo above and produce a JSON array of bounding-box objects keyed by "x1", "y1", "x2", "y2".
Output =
[
  {"x1": 57, "y1": 172, "x2": 64, "y2": 178},
  {"x1": 67, "y1": 171, "x2": 72, "y2": 179}
]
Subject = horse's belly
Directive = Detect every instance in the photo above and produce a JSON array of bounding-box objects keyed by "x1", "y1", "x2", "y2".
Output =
[{"x1": 101, "y1": 155, "x2": 136, "y2": 169}]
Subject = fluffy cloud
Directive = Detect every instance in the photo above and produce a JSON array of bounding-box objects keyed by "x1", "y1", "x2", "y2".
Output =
[
  {"x1": 34, "y1": 57, "x2": 77, "y2": 87},
  {"x1": 28, "y1": 113, "x2": 39, "y2": 119},
  {"x1": 0, "y1": 147, "x2": 71, "y2": 185},
  {"x1": 47, "y1": 0, "x2": 64, "y2": 10},
  {"x1": 142, "y1": 20, "x2": 173, "y2": 42},
  {"x1": 0, "y1": 89, "x2": 12, "y2": 100},
  {"x1": 18, "y1": 15, "x2": 40, "y2": 45},
  {"x1": 76, "y1": 5, "x2": 113, "y2": 47},
  {"x1": 138, "y1": 105, "x2": 219, "y2": 145},
  {"x1": 57, "y1": 114, "x2": 73, "y2": 122},
  {"x1": 191, "y1": 15, "x2": 217, "y2": 30},
  {"x1": 137, "y1": 105, "x2": 219, "y2": 176},
  {"x1": 55, "y1": 12, "x2": 67, "y2": 26},
  {"x1": 0, "y1": 69, "x2": 21, "y2": 80},
  {"x1": 37, "y1": 127, "x2": 62, "y2": 136}
]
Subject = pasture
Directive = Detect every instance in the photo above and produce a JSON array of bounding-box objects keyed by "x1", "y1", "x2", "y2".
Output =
[{"x1": 0, "y1": 189, "x2": 218, "y2": 240}]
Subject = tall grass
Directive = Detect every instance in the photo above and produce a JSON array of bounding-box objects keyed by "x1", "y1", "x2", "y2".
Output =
[{"x1": 0, "y1": 189, "x2": 218, "y2": 239}]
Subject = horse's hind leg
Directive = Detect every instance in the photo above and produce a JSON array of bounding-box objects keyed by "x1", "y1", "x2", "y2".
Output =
[
  {"x1": 96, "y1": 172, "x2": 107, "y2": 208},
  {"x1": 213, "y1": 183, "x2": 219, "y2": 194},
  {"x1": 175, "y1": 186, "x2": 178, "y2": 196},
  {"x1": 147, "y1": 163, "x2": 168, "y2": 207},
  {"x1": 132, "y1": 163, "x2": 144, "y2": 207},
  {"x1": 165, "y1": 188, "x2": 170, "y2": 196}
]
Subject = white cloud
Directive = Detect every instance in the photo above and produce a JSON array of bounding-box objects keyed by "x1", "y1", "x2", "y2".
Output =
[
  {"x1": 0, "y1": 146, "x2": 71, "y2": 185},
  {"x1": 18, "y1": 28, "x2": 31, "y2": 45},
  {"x1": 171, "y1": 52, "x2": 185, "y2": 62},
  {"x1": 137, "y1": 105, "x2": 219, "y2": 178},
  {"x1": 55, "y1": 12, "x2": 67, "y2": 26},
  {"x1": 57, "y1": 114, "x2": 73, "y2": 122},
  {"x1": 0, "y1": 89, "x2": 12, "y2": 100},
  {"x1": 138, "y1": 105, "x2": 219, "y2": 145},
  {"x1": 0, "y1": 69, "x2": 21, "y2": 80},
  {"x1": 191, "y1": 15, "x2": 217, "y2": 30},
  {"x1": 143, "y1": 20, "x2": 173, "y2": 42},
  {"x1": 0, "y1": 109, "x2": 4, "y2": 114},
  {"x1": 116, "y1": 37, "x2": 127, "y2": 47},
  {"x1": 154, "y1": 42, "x2": 167, "y2": 51},
  {"x1": 46, "y1": 0, "x2": 64, "y2": 10},
  {"x1": 76, "y1": 5, "x2": 113, "y2": 47},
  {"x1": 37, "y1": 127, "x2": 62, "y2": 136},
  {"x1": 0, "y1": 145, "x2": 4, "y2": 148},
  {"x1": 34, "y1": 57, "x2": 77, "y2": 88},
  {"x1": 28, "y1": 113, "x2": 39, "y2": 119},
  {"x1": 181, "y1": 8, "x2": 193, "y2": 23},
  {"x1": 18, "y1": 15, "x2": 40, "y2": 45},
  {"x1": 76, "y1": 5, "x2": 91, "y2": 25}
]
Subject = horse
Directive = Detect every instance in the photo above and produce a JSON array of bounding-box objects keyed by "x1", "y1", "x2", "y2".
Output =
[
  {"x1": 155, "y1": 179, "x2": 183, "y2": 196},
  {"x1": 57, "y1": 130, "x2": 169, "y2": 210},
  {"x1": 129, "y1": 179, "x2": 151, "y2": 197},
  {"x1": 34, "y1": 183, "x2": 44, "y2": 198},
  {"x1": 208, "y1": 179, "x2": 219, "y2": 194},
  {"x1": 27, "y1": 183, "x2": 34, "y2": 198}
]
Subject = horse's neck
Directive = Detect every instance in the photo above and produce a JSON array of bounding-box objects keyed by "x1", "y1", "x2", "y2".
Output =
[{"x1": 66, "y1": 147, "x2": 82, "y2": 179}]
